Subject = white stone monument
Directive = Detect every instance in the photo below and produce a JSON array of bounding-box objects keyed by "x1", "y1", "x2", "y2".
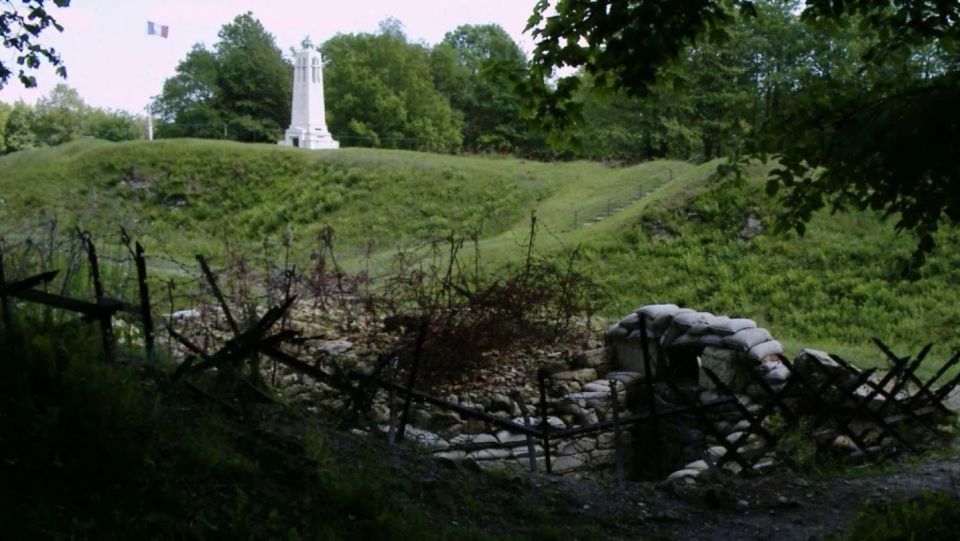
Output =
[{"x1": 279, "y1": 48, "x2": 338, "y2": 149}]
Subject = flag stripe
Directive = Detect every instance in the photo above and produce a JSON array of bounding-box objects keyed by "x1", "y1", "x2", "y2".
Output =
[{"x1": 147, "y1": 21, "x2": 169, "y2": 38}]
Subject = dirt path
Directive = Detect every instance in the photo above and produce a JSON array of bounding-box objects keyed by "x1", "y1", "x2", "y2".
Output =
[{"x1": 536, "y1": 452, "x2": 960, "y2": 540}]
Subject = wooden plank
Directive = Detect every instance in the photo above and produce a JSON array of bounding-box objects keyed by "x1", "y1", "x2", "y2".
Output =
[
  {"x1": 196, "y1": 255, "x2": 241, "y2": 337},
  {"x1": 134, "y1": 242, "x2": 155, "y2": 362},
  {"x1": 0, "y1": 270, "x2": 59, "y2": 296},
  {"x1": 0, "y1": 243, "x2": 9, "y2": 328},
  {"x1": 538, "y1": 368, "x2": 553, "y2": 474},
  {"x1": 397, "y1": 317, "x2": 428, "y2": 442},
  {"x1": 11, "y1": 288, "x2": 126, "y2": 317},
  {"x1": 79, "y1": 230, "x2": 114, "y2": 362},
  {"x1": 511, "y1": 392, "x2": 538, "y2": 473}
]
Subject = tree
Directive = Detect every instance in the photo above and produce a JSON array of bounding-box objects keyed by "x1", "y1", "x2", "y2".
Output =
[
  {"x1": 3, "y1": 100, "x2": 36, "y2": 153},
  {"x1": 153, "y1": 44, "x2": 223, "y2": 139},
  {"x1": 152, "y1": 13, "x2": 292, "y2": 143},
  {"x1": 32, "y1": 82, "x2": 85, "y2": 146},
  {"x1": 0, "y1": 100, "x2": 10, "y2": 151},
  {"x1": 322, "y1": 19, "x2": 462, "y2": 152},
  {"x1": 0, "y1": 0, "x2": 70, "y2": 89},
  {"x1": 431, "y1": 24, "x2": 528, "y2": 151},
  {"x1": 527, "y1": 0, "x2": 960, "y2": 263},
  {"x1": 213, "y1": 12, "x2": 292, "y2": 142},
  {"x1": 85, "y1": 109, "x2": 142, "y2": 142}
]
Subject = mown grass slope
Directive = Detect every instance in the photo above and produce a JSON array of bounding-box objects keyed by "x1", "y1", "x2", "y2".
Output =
[{"x1": 2, "y1": 138, "x2": 959, "y2": 373}]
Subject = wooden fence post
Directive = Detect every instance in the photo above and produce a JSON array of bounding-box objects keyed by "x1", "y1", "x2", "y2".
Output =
[
  {"x1": 512, "y1": 392, "x2": 538, "y2": 473},
  {"x1": 0, "y1": 241, "x2": 11, "y2": 329},
  {"x1": 397, "y1": 317, "x2": 429, "y2": 442},
  {"x1": 609, "y1": 379, "x2": 625, "y2": 486},
  {"x1": 387, "y1": 388, "x2": 398, "y2": 446},
  {"x1": 638, "y1": 318, "x2": 663, "y2": 477},
  {"x1": 134, "y1": 242, "x2": 154, "y2": 362},
  {"x1": 80, "y1": 230, "x2": 114, "y2": 362},
  {"x1": 538, "y1": 368, "x2": 553, "y2": 474}
]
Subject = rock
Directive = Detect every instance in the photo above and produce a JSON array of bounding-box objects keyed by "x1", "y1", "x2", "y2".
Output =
[
  {"x1": 553, "y1": 368, "x2": 598, "y2": 385},
  {"x1": 552, "y1": 450, "x2": 614, "y2": 473},
  {"x1": 699, "y1": 347, "x2": 741, "y2": 390},
  {"x1": 831, "y1": 435, "x2": 860, "y2": 453},
  {"x1": 699, "y1": 390, "x2": 722, "y2": 404},
  {"x1": 794, "y1": 349, "x2": 847, "y2": 380},
  {"x1": 684, "y1": 460, "x2": 710, "y2": 472},
  {"x1": 511, "y1": 444, "x2": 543, "y2": 458},
  {"x1": 614, "y1": 336, "x2": 658, "y2": 376},
  {"x1": 403, "y1": 426, "x2": 449, "y2": 451},
  {"x1": 565, "y1": 391, "x2": 610, "y2": 408},
  {"x1": 460, "y1": 400, "x2": 486, "y2": 413},
  {"x1": 732, "y1": 419, "x2": 752, "y2": 432},
  {"x1": 488, "y1": 393, "x2": 514, "y2": 414},
  {"x1": 449, "y1": 433, "x2": 499, "y2": 449},
  {"x1": 597, "y1": 432, "x2": 618, "y2": 449},
  {"x1": 666, "y1": 469, "x2": 701, "y2": 482},
  {"x1": 739, "y1": 216, "x2": 763, "y2": 240},
  {"x1": 557, "y1": 400, "x2": 599, "y2": 425},
  {"x1": 495, "y1": 430, "x2": 531, "y2": 446},
  {"x1": 753, "y1": 457, "x2": 777, "y2": 474},
  {"x1": 557, "y1": 438, "x2": 598, "y2": 455},
  {"x1": 513, "y1": 415, "x2": 565, "y2": 431},
  {"x1": 726, "y1": 431, "x2": 748, "y2": 445},
  {"x1": 431, "y1": 409, "x2": 462, "y2": 426},
  {"x1": 468, "y1": 448, "x2": 512, "y2": 461},
  {"x1": 313, "y1": 339, "x2": 353, "y2": 355},
  {"x1": 707, "y1": 446, "x2": 728, "y2": 460},
  {"x1": 582, "y1": 380, "x2": 611, "y2": 393},
  {"x1": 168, "y1": 309, "x2": 201, "y2": 321},
  {"x1": 434, "y1": 450, "x2": 467, "y2": 462},
  {"x1": 578, "y1": 348, "x2": 609, "y2": 368},
  {"x1": 475, "y1": 460, "x2": 513, "y2": 473}
]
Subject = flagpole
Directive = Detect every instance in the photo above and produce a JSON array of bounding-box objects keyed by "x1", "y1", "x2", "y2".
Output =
[{"x1": 147, "y1": 104, "x2": 154, "y2": 141}]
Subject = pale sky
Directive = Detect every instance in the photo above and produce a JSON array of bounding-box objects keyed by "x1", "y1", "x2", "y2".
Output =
[{"x1": 0, "y1": 0, "x2": 541, "y2": 113}]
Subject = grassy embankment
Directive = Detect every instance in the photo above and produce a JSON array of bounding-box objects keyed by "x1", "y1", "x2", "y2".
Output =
[{"x1": 2, "y1": 138, "x2": 959, "y2": 375}]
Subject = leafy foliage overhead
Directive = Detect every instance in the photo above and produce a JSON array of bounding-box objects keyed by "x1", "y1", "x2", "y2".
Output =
[
  {"x1": 0, "y1": 0, "x2": 70, "y2": 89},
  {"x1": 527, "y1": 0, "x2": 960, "y2": 264}
]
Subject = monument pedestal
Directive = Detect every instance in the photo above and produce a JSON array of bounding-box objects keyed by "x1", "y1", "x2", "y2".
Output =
[{"x1": 281, "y1": 127, "x2": 339, "y2": 149}]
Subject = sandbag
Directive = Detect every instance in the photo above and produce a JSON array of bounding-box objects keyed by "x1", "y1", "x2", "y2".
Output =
[{"x1": 723, "y1": 327, "x2": 773, "y2": 351}]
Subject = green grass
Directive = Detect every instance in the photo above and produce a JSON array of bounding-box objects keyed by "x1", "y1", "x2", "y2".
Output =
[
  {"x1": 844, "y1": 492, "x2": 960, "y2": 540},
  {"x1": 0, "y1": 313, "x2": 622, "y2": 540},
  {"x1": 2, "y1": 139, "x2": 960, "y2": 376}
]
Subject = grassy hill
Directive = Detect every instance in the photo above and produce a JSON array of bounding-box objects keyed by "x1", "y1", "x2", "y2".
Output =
[{"x1": 2, "y1": 138, "x2": 959, "y2": 374}]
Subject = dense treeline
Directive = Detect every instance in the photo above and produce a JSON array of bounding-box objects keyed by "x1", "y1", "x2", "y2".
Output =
[
  {"x1": 0, "y1": 84, "x2": 143, "y2": 154},
  {"x1": 148, "y1": 1, "x2": 903, "y2": 161},
  {"x1": 152, "y1": 13, "x2": 292, "y2": 143},
  {"x1": 6, "y1": 0, "x2": 949, "y2": 168}
]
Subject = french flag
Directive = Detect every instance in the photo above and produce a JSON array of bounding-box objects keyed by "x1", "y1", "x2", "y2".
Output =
[{"x1": 147, "y1": 21, "x2": 169, "y2": 38}]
